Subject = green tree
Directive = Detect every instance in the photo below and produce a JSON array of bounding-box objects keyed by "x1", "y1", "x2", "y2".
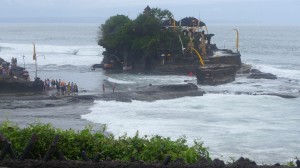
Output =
[
  {"x1": 98, "y1": 15, "x2": 132, "y2": 69},
  {"x1": 129, "y1": 12, "x2": 162, "y2": 70},
  {"x1": 98, "y1": 7, "x2": 181, "y2": 71}
]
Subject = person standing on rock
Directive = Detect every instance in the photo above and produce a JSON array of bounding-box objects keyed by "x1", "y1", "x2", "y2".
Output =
[
  {"x1": 71, "y1": 82, "x2": 74, "y2": 94},
  {"x1": 112, "y1": 83, "x2": 116, "y2": 93},
  {"x1": 102, "y1": 84, "x2": 105, "y2": 93},
  {"x1": 74, "y1": 83, "x2": 78, "y2": 95},
  {"x1": 67, "y1": 82, "x2": 71, "y2": 95}
]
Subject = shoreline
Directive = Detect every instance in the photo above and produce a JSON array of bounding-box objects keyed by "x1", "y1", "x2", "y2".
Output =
[
  {"x1": 1, "y1": 83, "x2": 299, "y2": 165},
  {"x1": 0, "y1": 83, "x2": 204, "y2": 109},
  {"x1": 0, "y1": 83, "x2": 203, "y2": 131}
]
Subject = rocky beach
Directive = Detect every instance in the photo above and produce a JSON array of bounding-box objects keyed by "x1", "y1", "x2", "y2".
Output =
[{"x1": 0, "y1": 83, "x2": 203, "y2": 130}]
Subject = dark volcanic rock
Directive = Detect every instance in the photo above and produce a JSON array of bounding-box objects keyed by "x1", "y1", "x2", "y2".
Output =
[
  {"x1": 248, "y1": 69, "x2": 277, "y2": 80},
  {"x1": 0, "y1": 78, "x2": 44, "y2": 94},
  {"x1": 140, "y1": 83, "x2": 198, "y2": 92},
  {"x1": 212, "y1": 158, "x2": 225, "y2": 168},
  {"x1": 262, "y1": 93, "x2": 297, "y2": 99},
  {"x1": 99, "y1": 83, "x2": 204, "y2": 102},
  {"x1": 158, "y1": 83, "x2": 198, "y2": 91},
  {"x1": 1, "y1": 57, "x2": 44, "y2": 93},
  {"x1": 229, "y1": 157, "x2": 257, "y2": 168},
  {"x1": 247, "y1": 73, "x2": 277, "y2": 79},
  {"x1": 250, "y1": 69, "x2": 262, "y2": 74},
  {"x1": 91, "y1": 63, "x2": 103, "y2": 70},
  {"x1": 296, "y1": 160, "x2": 300, "y2": 167},
  {"x1": 0, "y1": 83, "x2": 204, "y2": 109}
]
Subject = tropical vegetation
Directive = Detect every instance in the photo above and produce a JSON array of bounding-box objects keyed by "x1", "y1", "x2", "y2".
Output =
[
  {"x1": 0, "y1": 121, "x2": 210, "y2": 163},
  {"x1": 98, "y1": 7, "x2": 189, "y2": 71}
]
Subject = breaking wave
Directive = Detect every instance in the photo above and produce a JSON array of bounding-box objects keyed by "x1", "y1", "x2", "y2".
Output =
[
  {"x1": 106, "y1": 77, "x2": 136, "y2": 84},
  {"x1": 253, "y1": 63, "x2": 300, "y2": 80},
  {"x1": 0, "y1": 42, "x2": 103, "y2": 66}
]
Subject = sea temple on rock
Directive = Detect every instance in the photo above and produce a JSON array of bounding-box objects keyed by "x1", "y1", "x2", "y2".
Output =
[{"x1": 96, "y1": 6, "x2": 250, "y2": 85}]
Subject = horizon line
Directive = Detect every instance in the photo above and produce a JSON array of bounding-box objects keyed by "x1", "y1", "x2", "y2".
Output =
[{"x1": 0, "y1": 17, "x2": 299, "y2": 26}]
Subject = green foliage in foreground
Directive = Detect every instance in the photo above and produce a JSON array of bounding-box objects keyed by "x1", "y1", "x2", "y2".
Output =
[{"x1": 0, "y1": 121, "x2": 210, "y2": 163}]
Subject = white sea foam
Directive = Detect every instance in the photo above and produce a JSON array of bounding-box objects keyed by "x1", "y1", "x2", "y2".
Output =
[
  {"x1": 104, "y1": 74, "x2": 195, "y2": 86},
  {"x1": 82, "y1": 94, "x2": 300, "y2": 163},
  {"x1": 0, "y1": 42, "x2": 103, "y2": 66},
  {"x1": 106, "y1": 77, "x2": 136, "y2": 84},
  {"x1": 213, "y1": 50, "x2": 236, "y2": 57},
  {"x1": 136, "y1": 75, "x2": 194, "y2": 84},
  {"x1": 253, "y1": 64, "x2": 300, "y2": 80}
]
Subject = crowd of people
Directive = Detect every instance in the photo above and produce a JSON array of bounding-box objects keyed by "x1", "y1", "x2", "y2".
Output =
[
  {"x1": 0, "y1": 65, "x2": 9, "y2": 78},
  {"x1": 44, "y1": 79, "x2": 78, "y2": 96},
  {"x1": 0, "y1": 57, "x2": 30, "y2": 81},
  {"x1": 0, "y1": 58, "x2": 13, "y2": 78},
  {"x1": 11, "y1": 57, "x2": 17, "y2": 67}
]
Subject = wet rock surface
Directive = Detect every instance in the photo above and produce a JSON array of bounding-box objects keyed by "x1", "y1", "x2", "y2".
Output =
[
  {"x1": 247, "y1": 69, "x2": 277, "y2": 79},
  {"x1": 247, "y1": 73, "x2": 277, "y2": 79},
  {"x1": 0, "y1": 78, "x2": 44, "y2": 94},
  {"x1": 0, "y1": 83, "x2": 204, "y2": 109}
]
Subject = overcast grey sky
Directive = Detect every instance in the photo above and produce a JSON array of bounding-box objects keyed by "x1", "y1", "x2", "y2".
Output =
[{"x1": 0, "y1": 0, "x2": 299, "y2": 25}]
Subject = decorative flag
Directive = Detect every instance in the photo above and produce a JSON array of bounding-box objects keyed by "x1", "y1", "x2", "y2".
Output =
[
  {"x1": 233, "y1": 29, "x2": 239, "y2": 52},
  {"x1": 173, "y1": 18, "x2": 176, "y2": 31},
  {"x1": 33, "y1": 43, "x2": 36, "y2": 60}
]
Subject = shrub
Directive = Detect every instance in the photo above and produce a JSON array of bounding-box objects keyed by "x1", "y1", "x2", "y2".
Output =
[{"x1": 0, "y1": 121, "x2": 210, "y2": 163}]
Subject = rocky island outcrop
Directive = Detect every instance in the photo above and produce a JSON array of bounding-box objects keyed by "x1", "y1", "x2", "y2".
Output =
[
  {"x1": 0, "y1": 57, "x2": 44, "y2": 94},
  {"x1": 96, "y1": 6, "x2": 246, "y2": 85}
]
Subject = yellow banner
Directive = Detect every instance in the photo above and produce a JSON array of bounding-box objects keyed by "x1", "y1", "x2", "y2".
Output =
[{"x1": 233, "y1": 29, "x2": 239, "y2": 52}]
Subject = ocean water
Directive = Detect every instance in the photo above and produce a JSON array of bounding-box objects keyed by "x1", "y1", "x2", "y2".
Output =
[
  {"x1": 0, "y1": 23, "x2": 105, "y2": 92},
  {"x1": 1, "y1": 23, "x2": 300, "y2": 164}
]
